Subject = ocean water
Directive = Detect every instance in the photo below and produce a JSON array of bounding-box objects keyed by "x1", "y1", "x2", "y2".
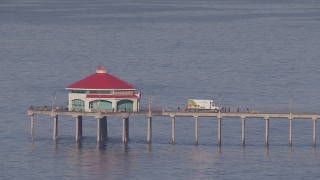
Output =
[{"x1": 1, "y1": 0, "x2": 320, "y2": 179}]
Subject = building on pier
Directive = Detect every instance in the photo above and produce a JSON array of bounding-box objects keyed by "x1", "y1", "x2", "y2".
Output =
[{"x1": 66, "y1": 67, "x2": 141, "y2": 112}]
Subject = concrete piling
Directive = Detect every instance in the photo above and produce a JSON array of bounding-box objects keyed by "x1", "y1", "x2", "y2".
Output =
[
  {"x1": 218, "y1": 117, "x2": 222, "y2": 145},
  {"x1": 75, "y1": 116, "x2": 82, "y2": 142},
  {"x1": 53, "y1": 115, "x2": 58, "y2": 141},
  {"x1": 31, "y1": 115, "x2": 34, "y2": 140},
  {"x1": 313, "y1": 118, "x2": 316, "y2": 146},
  {"x1": 122, "y1": 117, "x2": 129, "y2": 143},
  {"x1": 265, "y1": 118, "x2": 269, "y2": 146},
  {"x1": 97, "y1": 118, "x2": 101, "y2": 143},
  {"x1": 195, "y1": 116, "x2": 198, "y2": 146},
  {"x1": 171, "y1": 116, "x2": 175, "y2": 144},
  {"x1": 147, "y1": 117, "x2": 152, "y2": 144},
  {"x1": 95, "y1": 112, "x2": 103, "y2": 143},
  {"x1": 242, "y1": 118, "x2": 245, "y2": 145},
  {"x1": 101, "y1": 116, "x2": 108, "y2": 141},
  {"x1": 289, "y1": 118, "x2": 293, "y2": 146}
]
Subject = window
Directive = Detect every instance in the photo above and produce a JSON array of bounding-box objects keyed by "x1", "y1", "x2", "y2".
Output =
[
  {"x1": 89, "y1": 90, "x2": 113, "y2": 94},
  {"x1": 72, "y1": 99, "x2": 85, "y2": 107},
  {"x1": 70, "y1": 90, "x2": 86, "y2": 94},
  {"x1": 114, "y1": 90, "x2": 134, "y2": 95}
]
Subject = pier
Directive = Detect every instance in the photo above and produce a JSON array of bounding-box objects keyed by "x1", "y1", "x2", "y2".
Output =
[
  {"x1": 27, "y1": 107, "x2": 319, "y2": 146},
  {"x1": 26, "y1": 67, "x2": 319, "y2": 146}
]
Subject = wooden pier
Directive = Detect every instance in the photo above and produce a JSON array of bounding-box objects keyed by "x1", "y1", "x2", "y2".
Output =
[{"x1": 27, "y1": 108, "x2": 319, "y2": 146}]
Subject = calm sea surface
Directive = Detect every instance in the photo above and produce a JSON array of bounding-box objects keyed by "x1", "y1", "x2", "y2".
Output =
[{"x1": 1, "y1": 0, "x2": 320, "y2": 179}]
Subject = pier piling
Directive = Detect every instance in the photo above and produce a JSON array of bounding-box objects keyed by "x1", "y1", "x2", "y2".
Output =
[
  {"x1": 97, "y1": 118, "x2": 101, "y2": 143},
  {"x1": 289, "y1": 118, "x2": 293, "y2": 146},
  {"x1": 53, "y1": 115, "x2": 58, "y2": 141},
  {"x1": 31, "y1": 115, "x2": 34, "y2": 140},
  {"x1": 75, "y1": 116, "x2": 82, "y2": 142},
  {"x1": 96, "y1": 116, "x2": 107, "y2": 143},
  {"x1": 313, "y1": 118, "x2": 317, "y2": 146},
  {"x1": 218, "y1": 117, "x2": 222, "y2": 145},
  {"x1": 101, "y1": 117, "x2": 108, "y2": 141},
  {"x1": 171, "y1": 116, "x2": 175, "y2": 144},
  {"x1": 242, "y1": 118, "x2": 245, "y2": 145},
  {"x1": 122, "y1": 117, "x2": 129, "y2": 143},
  {"x1": 147, "y1": 117, "x2": 152, "y2": 144},
  {"x1": 265, "y1": 118, "x2": 269, "y2": 146},
  {"x1": 195, "y1": 116, "x2": 198, "y2": 146}
]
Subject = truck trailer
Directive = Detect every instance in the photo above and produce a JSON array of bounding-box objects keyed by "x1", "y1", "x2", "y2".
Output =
[{"x1": 187, "y1": 99, "x2": 220, "y2": 112}]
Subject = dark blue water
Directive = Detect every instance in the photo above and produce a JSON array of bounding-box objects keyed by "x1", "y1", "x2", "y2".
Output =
[{"x1": 1, "y1": 0, "x2": 320, "y2": 179}]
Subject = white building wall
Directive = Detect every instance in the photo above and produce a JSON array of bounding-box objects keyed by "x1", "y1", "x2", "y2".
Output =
[
  {"x1": 68, "y1": 93, "x2": 86, "y2": 110},
  {"x1": 84, "y1": 99, "x2": 91, "y2": 112},
  {"x1": 111, "y1": 99, "x2": 117, "y2": 110}
]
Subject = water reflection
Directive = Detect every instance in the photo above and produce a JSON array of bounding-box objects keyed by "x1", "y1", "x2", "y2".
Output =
[
  {"x1": 195, "y1": 146, "x2": 222, "y2": 161},
  {"x1": 146, "y1": 143, "x2": 152, "y2": 152},
  {"x1": 52, "y1": 140, "x2": 58, "y2": 152},
  {"x1": 264, "y1": 146, "x2": 269, "y2": 160},
  {"x1": 27, "y1": 136, "x2": 320, "y2": 180},
  {"x1": 121, "y1": 143, "x2": 129, "y2": 154},
  {"x1": 311, "y1": 146, "x2": 317, "y2": 159},
  {"x1": 241, "y1": 146, "x2": 246, "y2": 157},
  {"x1": 76, "y1": 141, "x2": 82, "y2": 150},
  {"x1": 96, "y1": 141, "x2": 107, "y2": 151},
  {"x1": 288, "y1": 146, "x2": 293, "y2": 160}
]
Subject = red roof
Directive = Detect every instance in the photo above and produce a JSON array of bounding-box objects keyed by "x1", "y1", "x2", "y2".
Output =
[
  {"x1": 67, "y1": 67, "x2": 135, "y2": 90},
  {"x1": 86, "y1": 94, "x2": 139, "y2": 99}
]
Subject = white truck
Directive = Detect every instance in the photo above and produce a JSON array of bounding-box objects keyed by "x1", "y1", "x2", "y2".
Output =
[{"x1": 187, "y1": 99, "x2": 220, "y2": 112}]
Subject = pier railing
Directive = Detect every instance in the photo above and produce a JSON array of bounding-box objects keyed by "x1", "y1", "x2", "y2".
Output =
[{"x1": 27, "y1": 105, "x2": 317, "y2": 116}]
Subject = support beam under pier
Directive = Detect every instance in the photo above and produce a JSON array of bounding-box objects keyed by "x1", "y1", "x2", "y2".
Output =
[
  {"x1": 53, "y1": 115, "x2": 58, "y2": 141},
  {"x1": 242, "y1": 118, "x2": 245, "y2": 146},
  {"x1": 101, "y1": 117, "x2": 108, "y2": 141},
  {"x1": 31, "y1": 115, "x2": 34, "y2": 140},
  {"x1": 122, "y1": 117, "x2": 129, "y2": 144},
  {"x1": 195, "y1": 116, "x2": 198, "y2": 146},
  {"x1": 97, "y1": 116, "x2": 108, "y2": 143},
  {"x1": 75, "y1": 116, "x2": 82, "y2": 142},
  {"x1": 218, "y1": 117, "x2": 222, "y2": 146},
  {"x1": 171, "y1": 116, "x2": 175, "y2": 145},
  {"x1": 97, "y1": 118, "x2": 101, "y2": 143},
  {"x1": 289, "y1": 118, "x2": 293, "y2": 146},
  {"x1": 313, "y1": 118, "x2": 317, "y2": 146},
  {"x1": 265, "y1": 118, "x2": 269, "y2": 146},
  {"x1": 147, "y1": 117, "x2": 152, "y2": 144}
]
